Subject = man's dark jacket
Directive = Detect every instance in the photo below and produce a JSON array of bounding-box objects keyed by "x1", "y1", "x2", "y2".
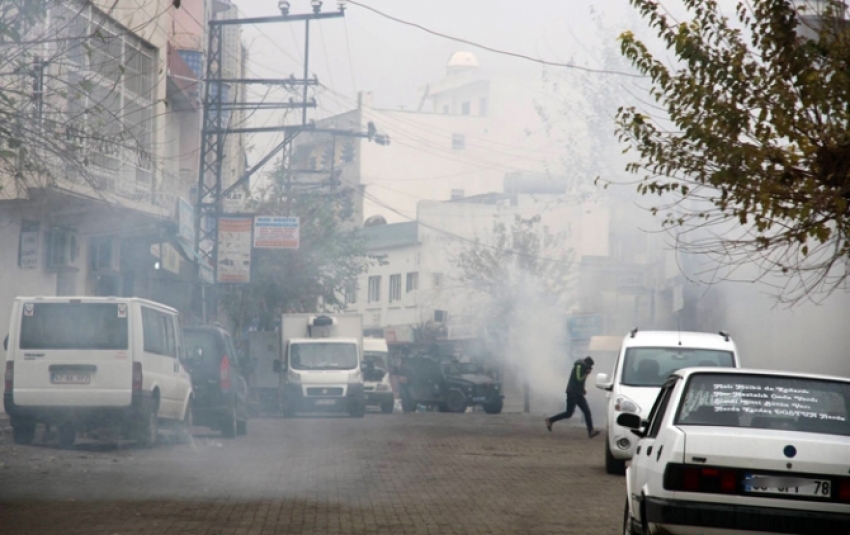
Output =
[{"x1": 566, "y1": 359, "x2": 591, "y2": 394}]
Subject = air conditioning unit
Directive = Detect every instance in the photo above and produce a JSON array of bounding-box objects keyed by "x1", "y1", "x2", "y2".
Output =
[
  {"x1": 44, "y1": 228, "x2": 80, "y2": 272},
  {"x1": 90, "y1": 236, "x2": 121, "y2": 274}
]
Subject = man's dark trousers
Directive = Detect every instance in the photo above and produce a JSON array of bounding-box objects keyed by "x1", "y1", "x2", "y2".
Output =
[{"x1": 549, "y1": 393, "x2": 593, "y2": 434}]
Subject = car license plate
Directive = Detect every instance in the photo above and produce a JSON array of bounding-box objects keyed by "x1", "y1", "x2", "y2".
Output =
[
  {"x1": 51, "y1": 373, "x2": 90, "y2": 385},
  {"x1": 315, "y1": 399, "x2": 336, "y2": 406},
  {"x1": 744, "y1": 474, "x2": 832, "y2": 499}
]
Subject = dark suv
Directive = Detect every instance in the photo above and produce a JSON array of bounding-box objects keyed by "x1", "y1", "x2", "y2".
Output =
[
  {"x1": 183, "y1": 326, "x2": 250, "y2": 437},
  {"x1": 395, "y1": 356, "x2": 504, "y2": 414}
]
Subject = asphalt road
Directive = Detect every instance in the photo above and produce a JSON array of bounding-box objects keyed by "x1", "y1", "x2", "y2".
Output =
[{"x1": 0, "y1": 411, "x2": 624, "y2": 534}]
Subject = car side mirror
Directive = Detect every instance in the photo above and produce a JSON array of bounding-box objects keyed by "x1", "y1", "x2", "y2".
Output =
[
  {"x1": 595, "y1": 372, "x2": 613, "y2": 391},
  {"x1": 273, "y1": 360, "x2": 282, "y2": 373},
  {"x1": 617, "y1": 412, "x2": 643, "y2": 429}
]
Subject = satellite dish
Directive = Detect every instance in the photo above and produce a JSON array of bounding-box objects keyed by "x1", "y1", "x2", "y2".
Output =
[{"x1": 364, "y1": 215, "x2": 387, "y2": 227}]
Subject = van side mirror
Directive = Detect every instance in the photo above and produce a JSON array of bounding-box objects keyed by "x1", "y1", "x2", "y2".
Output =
[
  {"x1": 273, "y1": 360, "x2": 282, "y2": 373},
  {"x1": 595, "y1": 372, "x2": 612, "y2": 391}
]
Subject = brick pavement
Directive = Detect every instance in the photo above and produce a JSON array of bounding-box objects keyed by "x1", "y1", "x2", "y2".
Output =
[{"x1": 0, "y1": 413, "x2": 624, "y2": 534}]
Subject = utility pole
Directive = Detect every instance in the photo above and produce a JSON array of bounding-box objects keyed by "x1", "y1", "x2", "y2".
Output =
[{"x1": 194, "y1": 0, "x2": 388, "y2": 323}]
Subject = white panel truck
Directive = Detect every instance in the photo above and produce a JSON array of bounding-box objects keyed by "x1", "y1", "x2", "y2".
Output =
[{"x1": 273, "y1": 313, "x2": 365, "y2": 418}]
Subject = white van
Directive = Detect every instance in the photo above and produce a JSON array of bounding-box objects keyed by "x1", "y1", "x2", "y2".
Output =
[
  {"x1": 594, "y1": 330, "x2": 740, "y2": 474},
  {"x1": 362, "y1": 338, "x2": 393, "y2": 413},
  {"x1": 3, "y1": 297, "x2": 193, "y2": 448}
]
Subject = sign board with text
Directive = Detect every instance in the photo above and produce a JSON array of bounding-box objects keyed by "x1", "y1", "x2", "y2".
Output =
[
  {"x1": 253, "y1": 216, "x2": 299, "y2": 249},
  {"x1": 216, "y1": 217, "x2": 253, "y2": 284}
]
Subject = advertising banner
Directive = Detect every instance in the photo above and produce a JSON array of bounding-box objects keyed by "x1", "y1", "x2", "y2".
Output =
[
  {"x1": 253, "y1": 216, "x2": 299, "y2": 249},
  {"x1": 216, "y1": 217, "x2": 253, "y2": 284}
]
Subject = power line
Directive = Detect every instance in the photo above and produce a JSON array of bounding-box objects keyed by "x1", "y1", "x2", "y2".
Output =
[{"x1": 347, "y1": 1, "x2": 645, "y2": 78}]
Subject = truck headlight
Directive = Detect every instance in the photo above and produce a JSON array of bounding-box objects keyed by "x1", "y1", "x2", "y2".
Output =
[
  {"x1": 615, "y1": 395, "x2": 641, "y2": 414},
  {"x1": 287, "y1": 370, "x2": 301, "y2": 383}
]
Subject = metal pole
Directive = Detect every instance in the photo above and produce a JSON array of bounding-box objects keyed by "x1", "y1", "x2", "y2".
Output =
[{"x1": 302, "y1": 19, "x2": 310, "y2": 126}]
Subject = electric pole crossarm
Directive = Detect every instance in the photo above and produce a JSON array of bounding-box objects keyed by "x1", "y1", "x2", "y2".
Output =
[
  {"x1": 203, "y1": 126, "x2": 377, "y2": 136},
  {"x1": 211, "y1": 11, "x2": 344, "y2": 26},
  {"x1": 220, "y1": 101, "x2": 317, "y2": 110},
  {"x1": 215, "y1": 77, "x2": 318, "y2": 87}
]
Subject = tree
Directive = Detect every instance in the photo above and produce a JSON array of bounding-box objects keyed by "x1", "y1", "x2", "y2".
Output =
[
  {"x1": 0, "y1": 0, "x2": 154, "y2": 197},
  {"x1": 218, "y1": 167, "x2": 373, "y2": 335},
  {"x1": 457, "y1": 215, "x2": 574, "y2": 324},
  {"x1": 614, "y1": 0, "x2": 850, "y2": 302}
]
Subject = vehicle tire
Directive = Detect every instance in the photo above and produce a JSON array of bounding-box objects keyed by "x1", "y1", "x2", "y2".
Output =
[
  {"x1": 135, "y1": 403, "x2": 159, "y2": 448},
  {"x1": 380, "y1": 400, "x2": 394, "y2": 414},
  {"x1": 236, "y1": 420, "x2": 247, "y2": 436},
  {"x1": 400, "y1": 389, "x2": 416, "y2": 413},
  {"x1": 57, "y1": 423, "x2": 76, "y2": 449},
  {"x1": 482, "y1": 399, "x2": 503, "y2": 414},
  {"x1": 605, "y1": 438, "x2": 627, "y2": 475},
  {"x1": 221, "y1": 407, "x2": 237, "y2": 438},
  {"x1": 12, "y1": 424, "x2": 36, "y2": 445},
  {"x1": 445, "y1": 389, "x2": 467, "y2": 413},
  {"x1": 177, "y1": 403, "x2": 193, "y2": 444}
]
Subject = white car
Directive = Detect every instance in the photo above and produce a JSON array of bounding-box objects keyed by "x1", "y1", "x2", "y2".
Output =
[
  {"x1": 596, "y1": 330, "x2": 741, "y2": 474},
  {"x1": 619, "y1": 367, "x2": 850, "y2": 535},
  {"x1": 4, "y1": 297, "x2": 193, "y2": 448}
]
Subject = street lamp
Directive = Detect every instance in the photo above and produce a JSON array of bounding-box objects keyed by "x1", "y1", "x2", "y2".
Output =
[
  {"x1": 311, "y1": 0, "x2": 323, "y2": 14},
  {"x1": 278, "y1": 0, "x2": 290, "y2": 15}
]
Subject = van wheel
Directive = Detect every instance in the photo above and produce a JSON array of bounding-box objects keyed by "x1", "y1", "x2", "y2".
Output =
[
  {"x1": 135, "y1": 405, "x2": 159, "y2": 448},
  {"x1": 236, "y1": 420, "x2": 247, "y2": 436},
  {"x1": 178, "y1": 404, "x2": 193, "y2": 444},
  {"x1": 445, "y1": 389, "x2": 467, "y2": 413},
  {"x1": 12, "y1": 424, "x2": 36, "y2": 445},
  {"x1": 57, "y1": 423, "x2": 76, "y2": 449},
  {"x1": 400, "y1": 389, "x2": 416, "y2": 413},
  {"x1": 606, "y1": 438, "x2": 627, "y2": 475},
  {"x1": 221, "y1": 407, "x2": 237, "y2": 438},
  {"x1": 380, "y1": 400, "x2": 394, "y2": 414}
]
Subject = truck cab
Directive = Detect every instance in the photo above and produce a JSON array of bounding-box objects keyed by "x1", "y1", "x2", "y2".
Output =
[{"x1": 275, "y1": 314, "x2": 365, "y2": 418}]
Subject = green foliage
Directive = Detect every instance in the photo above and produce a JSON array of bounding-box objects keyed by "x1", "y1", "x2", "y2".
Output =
[
  {"x1": 218, "y1": 175, "x2": 372, "y2": 333},
  {"x1": 616, "y1": 0, "x2": 850, "y2": 300}
]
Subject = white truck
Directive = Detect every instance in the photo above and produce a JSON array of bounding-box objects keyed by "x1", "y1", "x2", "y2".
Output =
[{"x1": 273, "y1": 313, "x2": 365, "y2": 418}]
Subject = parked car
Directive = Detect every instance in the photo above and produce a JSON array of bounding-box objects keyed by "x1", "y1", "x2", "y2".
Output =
[
  {"x1": 595, "y1": 330, "x2": 741, "y2": 474},
  {"x1": 619, "y1": 367, "x2": 850, "y2": 535},
  {"x1": 182, "y1": 325, "x2": 249, "y2": 437},
  {"x1": 395, "y1": 356, "x2": 503, "y2": 414},
  {"x1": 362, "y1": 338, "x2": 393, "y2": 414},
  {"x1": 3, "y1": 297, "x2": 193, "y2": 448}
]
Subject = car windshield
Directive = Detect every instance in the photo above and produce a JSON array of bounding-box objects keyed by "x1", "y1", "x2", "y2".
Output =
[
  {"x1": 676, "y1": 373, "x2": 850, "y2": 437},
  {"x1": 621, "y1": 347, "x2": 735, "y2": 387},
  {"x1": 291, "y1": 342, "x2": 358, "y2": 370},
  {"x1": 363, "y1": 351, "x2": 388, "y2": 370},
  {"x1": 19, "y1": 303, "x2": 128, "y2": 350},
  {"x1": 183, "y1": 331, "x2": 220, "y2": 363}
]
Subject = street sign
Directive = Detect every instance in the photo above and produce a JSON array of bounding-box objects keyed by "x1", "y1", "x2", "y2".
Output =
[
  {"x1": 216, "y1": 216, "x2": 253, "y2": 283},
  {"x1": 253, "y1": 216, "x2": 299, "y2": 249}
]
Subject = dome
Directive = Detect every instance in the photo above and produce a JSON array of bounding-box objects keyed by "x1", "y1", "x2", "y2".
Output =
[{"x1": 447, "y1": 51, "x2": 479, "y2": 69}]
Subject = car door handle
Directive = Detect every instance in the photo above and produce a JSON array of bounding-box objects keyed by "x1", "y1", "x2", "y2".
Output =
[
  {"x1": 656, "y1": 446, "x2": 663, "y2": 461},
  {"x1": 646, "y1": 445, "x2": 653, "y2": 456},
  {"x1": 636, "y1": 445, "x2": 641, "y2": 455}
]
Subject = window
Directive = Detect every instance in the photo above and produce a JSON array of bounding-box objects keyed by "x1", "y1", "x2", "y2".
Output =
[
  {"x1": 345, "y1": 280, "x2": 358, "y2": 305},
  {"x1": 389, "y1": 274, "x2": 402, "y2": 303},
  {"x1": 142, "y1": 307, "x2": 176, "y2": 357},
  {"x1": 479, "y1": 97, "x2": 488, "y2": 116},
  {"x1": 461, "y1": 101, "x2": 471, "y2": 115},
  {"x1": 406, "y1": 272, "x2": 419, "y2": 293},
  {"x1": 622, "y1": 348, "x2": 735, "y2": 387},
  {"x1": 675, "y1": 373, "x2": 850, "y2": 437},
  {"x1": 452, "y1": 134, "x2": 465, "y2": 150},
  {"x1": 432, "y1": 272, "x2": 444, "y2": 288},
  {"x1": 647, "y1": 383, "x2": 676, "y2": 438},
  {"x1": 290, "y1": 342, "x2": 358, "y2": 371},
  {"x1": 368, "y1": 276, "x2": 381, "y2": 303},
  {"x1": 19, "y1": 303, "x2": 128, "y2": 350}
]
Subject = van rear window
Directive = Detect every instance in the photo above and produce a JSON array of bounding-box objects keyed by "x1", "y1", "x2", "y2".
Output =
[
  {"x1": 19, "y1": 303, "x2": 128, "y2": 350},
  {"x1": 622, "y1": 347, "x2": 735, "y2": 387}
]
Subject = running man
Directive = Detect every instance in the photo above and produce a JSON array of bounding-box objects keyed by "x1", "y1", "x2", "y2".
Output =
[{"x1": 545, "y1": 356, "x2": 601, "y2": 438}]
